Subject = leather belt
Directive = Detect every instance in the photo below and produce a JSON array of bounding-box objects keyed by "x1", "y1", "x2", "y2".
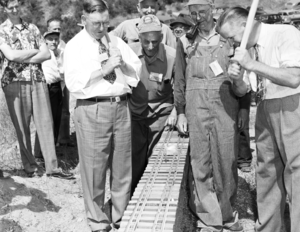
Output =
[{"x1": 84, "y1": 94, "x2": 127, "y2": 103}]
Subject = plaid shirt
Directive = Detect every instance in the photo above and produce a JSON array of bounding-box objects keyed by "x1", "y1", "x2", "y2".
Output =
[{"x1": 0, "y1": 18, "x2": 46, "y2": 88}]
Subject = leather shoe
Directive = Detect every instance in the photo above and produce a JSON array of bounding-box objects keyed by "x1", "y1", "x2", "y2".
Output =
[
  {"x1": 46, "y1": 170, "x2": 75, "y2": 180},
  {"x1": 24, "y1": 168, "x2": 44, "y2": 178},
  {"x1": 223, "y1": 221, "x2": 243, "y2": 231}
]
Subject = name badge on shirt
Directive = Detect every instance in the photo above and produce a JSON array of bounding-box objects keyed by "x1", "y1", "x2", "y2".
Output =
[
  {"x1": 149, "y1": 72, "x2": 163, "y2": 83},
  {"x1": 98, "y1": 53, "x2": 109, "y2": 62},
  {"x1": 209, "y1": 60, "x2": 223, "y2": 76}
]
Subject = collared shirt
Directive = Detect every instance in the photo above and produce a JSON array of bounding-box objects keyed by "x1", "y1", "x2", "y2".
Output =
[
  {"x1": 64, "y1": 29, "x2": 141, "y2": 99},
  {"x1": 253, "y1": 23, "x2": 300, "y2": 99},
  {"x1": 42, "y1": 49, "x2": 64, "y2": 84},
  {"x1": 195, "y1": 26, "x2": 219, "y2": 46},
  {"x1": 174, "y1": 31, "x2": 222, "y2": 114},
  {"x1": 0, "y1": 19, "x2": 46, "y2": 88},
  {"x1": 129, "y1": 42, "x2": 176, "y2": 115},
  {"x1": 109, "y1": 18, "x2": 177, "y2": 49}
]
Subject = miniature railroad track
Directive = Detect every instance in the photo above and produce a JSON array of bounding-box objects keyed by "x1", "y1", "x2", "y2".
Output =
[{"x1": 119, "y1": 128, "x2": 189, "y2": 232}]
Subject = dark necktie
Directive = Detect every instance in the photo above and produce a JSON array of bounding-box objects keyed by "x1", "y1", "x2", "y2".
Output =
[
  {"x1": 98, "y1": 39, "x2": 117, "y2": 84},
  {"x1": 254, "y1": 45, "x2": 265, "y2": 104}
]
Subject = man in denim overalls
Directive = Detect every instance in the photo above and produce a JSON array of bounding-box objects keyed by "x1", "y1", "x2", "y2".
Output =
[{"x1": 174, "y1": 0, "x2": 242, "y2": 231}]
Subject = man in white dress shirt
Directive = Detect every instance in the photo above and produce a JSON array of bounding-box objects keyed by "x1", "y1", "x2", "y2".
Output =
[
  {"x1": 217, "y1": 7, "x2": 300, "y2": 232},
  {"x1": 64, "y1": 0, "x2": 141, "y2": 231}
]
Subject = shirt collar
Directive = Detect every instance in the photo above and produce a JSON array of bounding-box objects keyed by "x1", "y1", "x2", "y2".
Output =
[
  {"x1": 82, "y1": 28, "x2": 108, "y2": 45},
  {"x1": 198, "y1": 23, "x2": 218, "y2": 41},
  {"x1": 5, "y1": 18, "x2": 29, "y2": 32},
  {"x1": 138, "y1": 43, "x2": 165, "y2": 62}
]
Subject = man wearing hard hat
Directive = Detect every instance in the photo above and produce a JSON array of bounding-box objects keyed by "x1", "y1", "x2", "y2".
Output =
[{"x1": 174, "y1": 0, "x2": 243, "y2": 231}]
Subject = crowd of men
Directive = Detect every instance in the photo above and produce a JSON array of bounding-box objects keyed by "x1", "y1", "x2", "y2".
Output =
[{"x1": 1, "y1": 0, "x2": 300, "y2": 232}]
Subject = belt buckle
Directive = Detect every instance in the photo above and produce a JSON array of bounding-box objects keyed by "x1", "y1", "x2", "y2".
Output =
[{"x1": 115, "y1": 96, "x2": 120, "y2": 103}]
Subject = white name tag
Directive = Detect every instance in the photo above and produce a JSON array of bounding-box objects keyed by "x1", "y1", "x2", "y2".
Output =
[
  {"x1": 98, "y1": 53, "x2": 109, "y2": 62},
  {"x1": 209, "y1": 60, "x2": 223, "y2": 76},
  {"x1": 149, "y1": 72, "x2": 163, "y2": 83}
]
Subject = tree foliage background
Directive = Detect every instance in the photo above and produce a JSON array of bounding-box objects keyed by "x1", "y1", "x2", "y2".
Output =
[{"x1": 0, "y1": 0, "x2": 289, "y2": 42}]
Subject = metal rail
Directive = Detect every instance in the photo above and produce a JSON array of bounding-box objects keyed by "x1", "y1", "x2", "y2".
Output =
[{"x1": 119, "y1": 129, "x2": 189, "y2": 232}]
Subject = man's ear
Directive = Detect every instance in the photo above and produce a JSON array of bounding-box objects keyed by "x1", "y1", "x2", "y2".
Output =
[
  {"x1": 241, "y1": 21, "x2": 247, "y2": 29},
  {"x1": 81, "y1": 15, "x2": 87, "y2": 26}
]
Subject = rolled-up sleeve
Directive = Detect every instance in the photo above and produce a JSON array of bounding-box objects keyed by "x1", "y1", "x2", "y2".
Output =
[
  {"x1": 279, "y1": 27, "x2": 300, "y2": 68},
  {"x1": 116, "y1": 37, "x2": 141, "y2": 87},
  {"x1": 174, "y1": 39, "x2": 187, "y2": 115}
]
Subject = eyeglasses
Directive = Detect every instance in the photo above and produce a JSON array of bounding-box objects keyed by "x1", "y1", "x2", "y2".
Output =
[
  {"x1": 87, "y1": 17, "x2": 110, "y2": 28},
  {"x1": 91, "y1": 21, "x2": 110, "y2": 28},
  {"x1": 190, "y1": 9, "x2": 210, "y2": 19}
]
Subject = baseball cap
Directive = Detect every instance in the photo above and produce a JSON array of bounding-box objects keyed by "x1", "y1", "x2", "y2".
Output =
[
  {"x1": 137, "y1": 15, "x2": 162, "y2": 34},
  {"x1": 43, "y1": 30, "x2": 60, "y2": 38},
  {"x1": 186, "y1": 0, "x2": 214, "y2": 6},
  {"x1": 170, "y1": 16, "x2": 193, "y2": 29}
]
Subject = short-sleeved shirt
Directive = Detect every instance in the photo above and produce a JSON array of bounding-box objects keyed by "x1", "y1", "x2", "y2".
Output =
[
  {"x1": 255, "y1": 23, "x2": 300, "y2": 99},
  {"x1": 0, "y1": 19, "x2": 46, "y2": 88}
]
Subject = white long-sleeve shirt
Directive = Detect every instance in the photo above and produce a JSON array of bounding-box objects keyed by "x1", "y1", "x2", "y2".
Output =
[{"x1": 64, "y1": 29, "x2": 141, "y2": 99}]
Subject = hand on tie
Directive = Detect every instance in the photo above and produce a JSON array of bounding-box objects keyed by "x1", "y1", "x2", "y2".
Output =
[
  {"x1": 109, "y1": 46, "x2": 125, "y2": 66},
  {"x1": 102, "y1": 54, "x2": 122, "y2": 75}
]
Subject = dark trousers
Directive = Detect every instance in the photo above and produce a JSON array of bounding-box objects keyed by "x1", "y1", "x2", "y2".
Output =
[
  {"x1": 238, "y1": 92, "x2": 252, "y2": 168},
  {"x1": 49, "y1": 82, "x2": 63, "y2": 143},
  {"x1": 58, "y1": 87, "x2": 71, "y2": 143},
  {"x1": 131, "y1": 109, "x2": 171, "y2": 196},
  {"x1": 237, "y1": 116, "x2": 252, "y2": 168}
]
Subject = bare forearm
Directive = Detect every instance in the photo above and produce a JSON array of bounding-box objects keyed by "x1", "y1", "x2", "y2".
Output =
[
  {"x1": 0, "y1": 44, "x2": 39, "y2": 62},
  {"x1": 249, "y1": 60, "x2": 300, "y2": 88},
  {"x1": 23, "y1": 50, "x2": 51, "y2": 63},
  {"x1": 119, "y1": 62, "x2": 136, "y2": 77}
]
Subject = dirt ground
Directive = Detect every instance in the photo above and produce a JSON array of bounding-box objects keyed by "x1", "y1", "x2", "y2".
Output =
[{"x1": 0, "y1": 105, "x2": 291, "y2": 232}]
